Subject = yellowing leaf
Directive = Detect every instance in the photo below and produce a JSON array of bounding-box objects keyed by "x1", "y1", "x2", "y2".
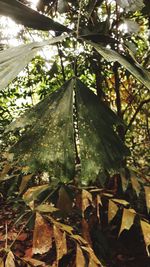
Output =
[
  {"x1": 76, "y1": 244, "x2": 86, "y2": 267},
  {"x1": 53, "y1": 225, "x2": 67, "y2": 261},
  {"x1": 108, "y1": 200, "x2": 118, "y2": 223},
  {"x1": 23, "y1": 184, "x2": 49, "y2": 206},
  {"x1": 57, "y1": 186, "x2": 73, "y2": 213},
  {"x1": 144, "y1": 186, "x2": 150, "y2": 212},
  {"x1": 19, "y1": 174, "x2": 33, "y2": 194},
  {"x1": 140, "y1": 220, "x2": 150, "y2": 256},
  {"x1": 36, "y1": 204, "x2": 58, "y2": 213},
  {"x1": 33, "y1": 212, "x2": 53, "y2": 254},
  {"x1": 5, "y1": 251, "x2": 15, "y2": 267},
  {"x1": 119, "y1": 208, "x2": 136, "y2": 236},
  {"x1": 130, "y1": 175, "x2": 141, "y2": 197}
]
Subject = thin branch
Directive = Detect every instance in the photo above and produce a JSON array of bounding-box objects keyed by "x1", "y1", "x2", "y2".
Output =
[
  {"x1": 125, "y1": 98, "x2": 150, "y2": 134},
  {"x1": 57, "y1": 43, "x2": 66, "y2": 82}
]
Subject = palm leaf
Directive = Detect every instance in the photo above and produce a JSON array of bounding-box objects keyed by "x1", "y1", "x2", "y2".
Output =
[
  {"x1": 0, "y1": 0, "x2": 71, "y2": 32},
  {"x1": 83, "y1": 38, "x2": 150, "y2": 90},
  {"x1": 10, "y1": 79, "x2": 75, "y2": 179},
  {"x1": 0, "y1": 35, "x2": 68, "y2": 91},
  {"x1": 75, "y1": 79, "x2": 129, "y2": 181},
  {"x1": 7, "y1": 78, "x2": 129, "y2": 182}
]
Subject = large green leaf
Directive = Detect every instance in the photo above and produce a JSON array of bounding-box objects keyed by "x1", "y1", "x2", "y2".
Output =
[
  {"x1": 9, "y1": 79, "x2": 75, "y2": 179},
  {"x1": 7, "y1": 78, "x2": 129, "y2": 182},
  {"x1": 0, "y1": 0, "x2": 71, "y2": 32},
  {"x1": 83, "y1": 38, "x2": 150, "y2": 90},
  {"x1": 75, "y1": 79, "x2": 129, "y2": 181},
  {"x1": 0, "y1": 35, "x2": 68, "y2": 91}
]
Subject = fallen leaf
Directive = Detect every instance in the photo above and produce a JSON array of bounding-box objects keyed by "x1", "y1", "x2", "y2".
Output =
[
  {"x1": 119, "y1": 208, "x2": 136, "y2": 236},
  {"x1": 53, "y1": 225, "x2": 67, "y2": 261},
  {"x1": 81, "y1": 218, "x2": 92, "y2": 246},
  {"x1": 76, "y1": 244, "x2": 86, "y2": 267},
  {"x1": 33, "y1": 212, "x2": 53, "y2": 254},
  {"x1": 5, "y1": 251, "x2": 15, "y2": 267},
  {"x1": 108, "y1": 200, "x2": 119, "y2": 222},
  {"x1": 144, "y1": 186, "x2": 150, "y2": 212},
  {"x1": 140, "y1": 220, "x2": 150, "y2": 256}
]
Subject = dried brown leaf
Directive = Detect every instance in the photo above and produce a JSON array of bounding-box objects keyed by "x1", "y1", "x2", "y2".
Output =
[
  {"x1": 82, "y1": 190, "x2": 93, "y2": 214},
  {"x1": 57, "y1": 186, "x2": 72, "y2": 213},
  {"x1": 120, "y1": 169, "x2": 128, "y2": 192},
  {"x1": 144, "y1": 186, "x2": 150, "y2": 212},
  {"x1": 19, "y1": 174, "x2": 33, "y2": 194},
  {"x1": 82, "y1": 246, "x2": 101, "y2": 266},
  {"x1": 53, "y1": 225, "x2": 67, "y2": 261},
  {"x1": 119, "y1": 208, "x2": 136, "y2": 236},
  {"x1": 140, "y1": 220, "x2": 150, "y2": 256},
  {"x1": 23, "y1": 257, "x2": 45, "y2": 266},
  {"x1": 108, "y1": 200, "x2": 118, "y2": 222},
  {"x1": 5, "y1": 251, "x2": 15, "y2": 267},
  {"x1": 0, "y1": 258, "x2": 4, "y2": 267},
  {"x1": 76, "y1": 244, "x2": 86, "y2": 267},
  {"x1": 112, "y1": 198, "x2": 129, "y2": 206},
  {"x1": 130, "y1": 175, "x2": 141, "y2": 197},
  {"x1": 81, "y1": 218, "x2": 92, "y2": 246},
  {"x1": 33, "y1": 212, "x2": 53, "y2": 254}
]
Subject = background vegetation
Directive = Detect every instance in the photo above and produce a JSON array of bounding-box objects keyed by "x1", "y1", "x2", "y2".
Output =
[{"x1": 0, "y1": 0, "x2": 150, "y2": 266}]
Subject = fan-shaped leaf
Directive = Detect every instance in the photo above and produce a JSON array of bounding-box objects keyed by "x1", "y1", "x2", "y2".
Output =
[
  {"x1": 75, "y1": 79, "x2": 129, "y2": 181},
  {"x1": 0, "y1": 35, "x2": 68, "y2": 91},
  {"x1": 108, "y1": 200, "x2": 119, "y2": 222},
  {"x1": 0, "y1": 0, "x2": 71, "y2": 32},
  {"x1": 33, "y1": 212, "x2": 53, "y2": 254},
  {"x1": 10, "y1": 79, "x2": 75, "y2": 179},
  {"x1": 140, "y1": 220, "x2": 150, "y2": 256},
  {"x1": 119, "y1": 208, "x2": 136, "y2": 236},
  {"x1": 84, "y1": 39, "x2": 150, "y2": 90}
]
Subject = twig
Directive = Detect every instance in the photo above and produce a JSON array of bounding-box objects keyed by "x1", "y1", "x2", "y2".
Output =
[
  {"x1": 57, "y1": 43, "x2": 66, "y2": 82},
  {"x1": 125, "y1": 98, "x2": 150, "y2": 134}
]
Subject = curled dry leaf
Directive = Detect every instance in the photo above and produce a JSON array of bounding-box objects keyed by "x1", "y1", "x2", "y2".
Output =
[
  {"x1": 81, "y1": 218, "x2": 92, "y2": 246},
  {"x1": 144, "y1": 186, "x2": 150, "y2": 212},
  {"x1": 119, "y1": 208, "x2": 136, "y2": 236},
  {"x1": 82, "y1": 190, "x2": 93, "y2": 214},
  {"x1": 140, "y1": 220, "x2": 150, "y2": 256},
  {"x1": 5, "y1": 251, "x2": 15, "y2": 267},
  {"x1": 33, "y1": 212, "x2": 53, "y2": 254},
  {"x1": 53, "y1": 225, "x2": 67, "y2": 261},
  {"x1": 108, "y1": 200, "x2": 119, "y2": 223},
  {"x1": 76, "y1": 244, "x2": 86, "y2": 267},
  {"x1": 82, "y1": 246, "x2": 102, "y2": 266}
]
